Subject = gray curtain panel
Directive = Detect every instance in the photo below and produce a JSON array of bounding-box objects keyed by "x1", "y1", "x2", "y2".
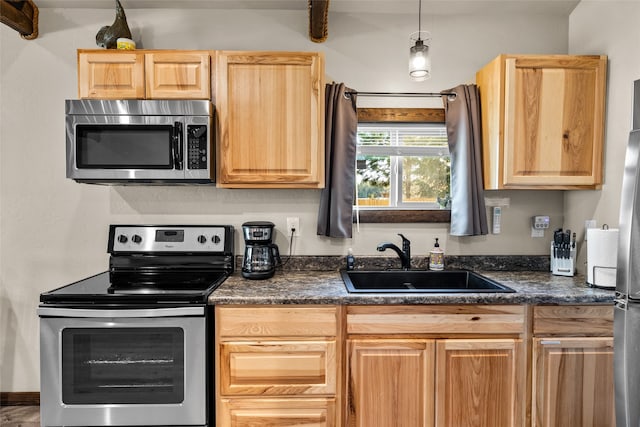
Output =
[
  {"x1": 317, "y1": 83, "x2": 358, "y2": 238},
  {"x1": 442, "y1": 84, "x2": 488, "y2": 236}
]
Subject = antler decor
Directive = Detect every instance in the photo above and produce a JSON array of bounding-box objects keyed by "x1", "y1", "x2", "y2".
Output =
[
  {"x1": 308, "y1": 0, "x2": 329, "y2": 43},
  {"x1": 0, "y1": 0, "x2": 39, "y2": 40},
  {"x1": 95, "y1": 0, "x2": 132, "y2": 49}
]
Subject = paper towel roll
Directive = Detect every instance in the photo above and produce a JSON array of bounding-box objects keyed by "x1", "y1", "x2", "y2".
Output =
[{"x1": 586, "y1": 228, "x2": 619, "y2": 288}]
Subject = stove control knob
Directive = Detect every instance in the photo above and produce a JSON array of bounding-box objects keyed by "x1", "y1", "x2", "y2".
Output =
[
  {"x1": 132, "y1": 235, "x2": 142, "y2": 244},
  {"x1": 117, "y1": 234, "x2": 128, "y2": 244},
  {"x1": 212, "y1": 234, "x2": 221, "y2": 244},
  {"x1": 197, "y1": 235, "x2": 207, "y2": 244}
]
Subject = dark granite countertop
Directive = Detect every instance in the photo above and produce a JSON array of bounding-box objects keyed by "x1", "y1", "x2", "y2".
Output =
[{"x1": 208, "y1": 269, "x2": 615, "y2": 306}]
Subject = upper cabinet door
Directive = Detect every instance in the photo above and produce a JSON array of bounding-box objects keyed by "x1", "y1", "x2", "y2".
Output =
[
  {"x1": 215, "y1": 51, "x2": 325, "y2": 188},
  {"x1": 78, "y1": 50, "x2": 211, "y2": 100},
  {"x1": 78, "y1": 51, "x2": 145, "y2": 99},
  {"x1": 145, "y1": 51, "x2": 210, "y2": 99},
  {"x1": 477, "y1": 55, "x2": 607, "y2": 189}
]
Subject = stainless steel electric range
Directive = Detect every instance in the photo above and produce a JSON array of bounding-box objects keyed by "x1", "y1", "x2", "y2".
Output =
[{"x1": 38, "y1": 224, "x2": 234, "y2": 427}]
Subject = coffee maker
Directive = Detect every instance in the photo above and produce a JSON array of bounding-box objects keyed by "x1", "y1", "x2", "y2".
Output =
[{"x1": 242, "y1": 221, "x2": 282, "y2": 279}]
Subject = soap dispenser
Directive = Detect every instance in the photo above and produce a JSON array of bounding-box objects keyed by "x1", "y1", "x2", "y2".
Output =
[{"x1": 429, "y1": 238, "x2": 444, "y2": 271}]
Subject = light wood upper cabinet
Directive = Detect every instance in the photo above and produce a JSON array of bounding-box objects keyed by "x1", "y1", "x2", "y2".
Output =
[
  {"x1": 532, "y1": 305, "x2": 615, "y2": 427},
  {"x1": 78, "y1": 50, "x2": 210, "y2": 99},
  {"x1": 145, "y1": 52, "x2": 210, "y2": 99},
  {"x1": 476, "y1": 54, "x2": 607, "y2": 189},
  {"x1": 215, "y1": 51, "x2": 325, "y2": 188},
  {"x1": 78, "y1": 51, "x2": 145, "y2": 99}
]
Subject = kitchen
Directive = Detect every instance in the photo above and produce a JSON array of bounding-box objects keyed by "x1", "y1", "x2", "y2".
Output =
[{"x1": 1, "y1": 0, "x2": 639, "y2": 426}]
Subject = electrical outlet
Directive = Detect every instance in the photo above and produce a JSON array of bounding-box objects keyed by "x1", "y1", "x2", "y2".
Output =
[{"x1": 286, "y1": 217, "x2": 300, "y2": 237}]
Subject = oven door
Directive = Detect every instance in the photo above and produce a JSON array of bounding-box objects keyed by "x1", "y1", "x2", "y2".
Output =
[{"x1": 39, "y1": 306, "x2": 207, "y2": 427}]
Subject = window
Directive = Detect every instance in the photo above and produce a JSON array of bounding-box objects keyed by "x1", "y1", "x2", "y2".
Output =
[{"x1": 354, "y1": 108, "x2": 451, "y2": 223}]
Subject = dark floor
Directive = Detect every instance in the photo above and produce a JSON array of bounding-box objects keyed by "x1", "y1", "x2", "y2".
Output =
[{"x1": 0, "y1": 405, "x2": 39, "y2": 426}]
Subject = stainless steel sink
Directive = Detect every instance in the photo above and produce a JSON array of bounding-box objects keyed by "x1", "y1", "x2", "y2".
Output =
[{"x1": 341, "y1": 270, "x2": 515, "y2": 293}]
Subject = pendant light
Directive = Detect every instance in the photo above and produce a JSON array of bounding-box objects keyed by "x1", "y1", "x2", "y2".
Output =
[{"x1": 409, "y1": 0, "x2": 431, "y2": 81}]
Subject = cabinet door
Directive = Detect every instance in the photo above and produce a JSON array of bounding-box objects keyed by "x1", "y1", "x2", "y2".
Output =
[
  {"x1": 504, "y1": 55, "x2": 606, "y2": 187},
  {"x1": 532, "y1": 337, "x2": 614, "y2": 427},
  {"x1": 145, "y1": 52, "x2": 210, "y2": 99},
  {"x1": 219, "y1": 398, "x2": 335, "y2": 427},
  {"x1": 78, "y1": 51, "x2": 145, "y2": 99},
  {"x1": 216, "y1": 51, "x2": 325, "y2": 188},
  {"x1": 435, "y1": 339, "x2": 523, "y2": 427},
  {"x1": 348, "y1": 339, "x2": 435, "y2": 427}
]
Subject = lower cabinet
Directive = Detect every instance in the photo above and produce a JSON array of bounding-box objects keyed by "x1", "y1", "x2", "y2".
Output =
[
  {"x1": 436, "y1": 339, "x2": 523, "y2": 427},
  {"x1": 348, "y1": 339, "x2": 435, "y2": 427},
  {"x1": 214, "y1": 304, "x2": 613, "y2": 427},
  {"x1": 532, "y1": 306, "x2": 615, "y2": 427},
  {"x1": 346, "y1": 305, "x2": 526, "y2": 427},
  {"x1": 215, "y1": 306, "x2": 340, "y2": 427},
  {"x1": 348, "y1": 338, "x2": 523, "y2": 427}
]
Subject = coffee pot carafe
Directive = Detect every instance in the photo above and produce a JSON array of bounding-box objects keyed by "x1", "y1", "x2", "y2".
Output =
[{"x1": 242, "y1": 221, "x2": 281, "y2": 279}]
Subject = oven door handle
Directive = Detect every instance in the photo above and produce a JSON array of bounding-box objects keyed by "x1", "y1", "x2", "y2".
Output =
[{"x1": 37, "y1": 306, "x2": 204, "y2": 318}]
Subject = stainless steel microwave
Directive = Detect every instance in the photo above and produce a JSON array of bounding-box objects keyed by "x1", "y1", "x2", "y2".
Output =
[{"x1": 65, "y1": 99, "x2": 214, "y2": 184}]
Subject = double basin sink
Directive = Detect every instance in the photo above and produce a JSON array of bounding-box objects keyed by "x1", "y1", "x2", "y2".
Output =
[{"x1": 341, "y1": 269, "x2": 515, "y2": 293}]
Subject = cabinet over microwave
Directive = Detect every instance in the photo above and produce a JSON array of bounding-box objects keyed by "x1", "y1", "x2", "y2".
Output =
[{"x1": 65, "y1": 99, "x2": 214, "y2": 184}]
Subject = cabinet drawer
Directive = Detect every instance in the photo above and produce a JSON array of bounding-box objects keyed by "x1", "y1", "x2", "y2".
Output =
[
  {"x1": 218, "y1": 398, "x2": 335, "y2": 427},
  {"x1": 219, "y1": 340, "x2": 336, "y2": 396},
  {"x1": 533, "y1": 305, "x2": 613, "y2": 336},
  {"x1": 216, "y1": 306, "x2": 338, "y2": 338},
  {"x1": 347, "y1": 305, "x2": 525, "y2": 335}
]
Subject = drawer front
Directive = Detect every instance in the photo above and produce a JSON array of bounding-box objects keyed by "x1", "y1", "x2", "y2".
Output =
[
  {"x1": 347, "y1": 305, "x2": 525, "y2": 335},
  {"x1": 533, "y1": 305, "x2": 613, "y2": 336},
  {"x1": 219, "y1": 340, "x2": 336, "y2": 396},
  {"x1": 217, "y1": 306, "x2": 338, "y2": 338},
  {"x1": 218, "y1": 398, "x2": 335, "y2": 427}
]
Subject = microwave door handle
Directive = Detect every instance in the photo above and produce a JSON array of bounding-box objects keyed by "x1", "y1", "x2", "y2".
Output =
[{"x1": 173, "y1": 122, "x2": 183, "y2": 170}]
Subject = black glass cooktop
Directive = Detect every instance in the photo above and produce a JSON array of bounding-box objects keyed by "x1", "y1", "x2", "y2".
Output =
[{"x1": 40, "y1": 271, "x2": 228, "y2": 305}]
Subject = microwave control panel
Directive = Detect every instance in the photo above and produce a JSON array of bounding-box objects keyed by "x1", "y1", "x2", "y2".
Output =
[{"x1": 187, "y1": 125, "x2": 208, "y2": 170}]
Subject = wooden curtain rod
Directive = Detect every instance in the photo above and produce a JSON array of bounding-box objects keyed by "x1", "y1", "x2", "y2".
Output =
[{"x1": 344, "y1": 91, "x2": 456, "y2": 98}]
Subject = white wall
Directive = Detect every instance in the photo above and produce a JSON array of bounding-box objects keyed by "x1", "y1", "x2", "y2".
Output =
[
  {"x1": 566, "y1": 1, "x2": 640, "y2": 272},
  {"x1": 0, "y1": 6, "x2": 570, "y2": 391}
]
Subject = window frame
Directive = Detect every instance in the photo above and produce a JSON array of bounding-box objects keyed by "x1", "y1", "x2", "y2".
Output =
[{"x1": 354, "y1": 108, "x2": 451, "y2": 224}]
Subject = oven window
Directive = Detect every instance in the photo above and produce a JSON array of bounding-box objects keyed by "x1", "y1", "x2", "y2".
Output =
[
  {"x1": 61, "y1": 327, "x2": 184, "y2": 404},
  {"x1": 76, "y1": 125, "x2": 173, "y2": 169}
]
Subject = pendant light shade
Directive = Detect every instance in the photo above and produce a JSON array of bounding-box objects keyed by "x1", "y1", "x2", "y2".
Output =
[
  {"x1": 409, "y1": 33, "x2": 431, "y2": 81},
  {"x1": 409, "y1": 0, "x2": 431, "y2": 81}
]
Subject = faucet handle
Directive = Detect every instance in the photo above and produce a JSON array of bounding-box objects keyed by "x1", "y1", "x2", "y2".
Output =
[{"x1": 398, "y1": 233, "x2": 410, "y2": 247}]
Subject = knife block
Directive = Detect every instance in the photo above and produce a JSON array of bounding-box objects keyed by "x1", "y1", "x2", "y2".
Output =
[{"x1": 550, "y1": 242, "x2": 576, "y2": 276}]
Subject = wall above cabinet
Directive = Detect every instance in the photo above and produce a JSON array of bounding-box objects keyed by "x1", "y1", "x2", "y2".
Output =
[{"x1": 476, "y1": 54, "x2": 607, "y2": 190}]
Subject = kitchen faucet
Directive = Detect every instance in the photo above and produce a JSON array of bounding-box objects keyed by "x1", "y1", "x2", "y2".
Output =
[{"x1": 377, "y1": 234, "x2": 411, "y2": 270}]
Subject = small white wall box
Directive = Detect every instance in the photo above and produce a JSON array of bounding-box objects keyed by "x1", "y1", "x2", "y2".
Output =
[{"x1": 532, "y1": 216, "x2": 550, "y2": 229}]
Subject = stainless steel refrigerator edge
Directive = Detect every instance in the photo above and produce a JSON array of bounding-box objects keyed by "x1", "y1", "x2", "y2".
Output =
[{"x1": 615, "y1": 79, "x2": 640, "y2": 427}]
